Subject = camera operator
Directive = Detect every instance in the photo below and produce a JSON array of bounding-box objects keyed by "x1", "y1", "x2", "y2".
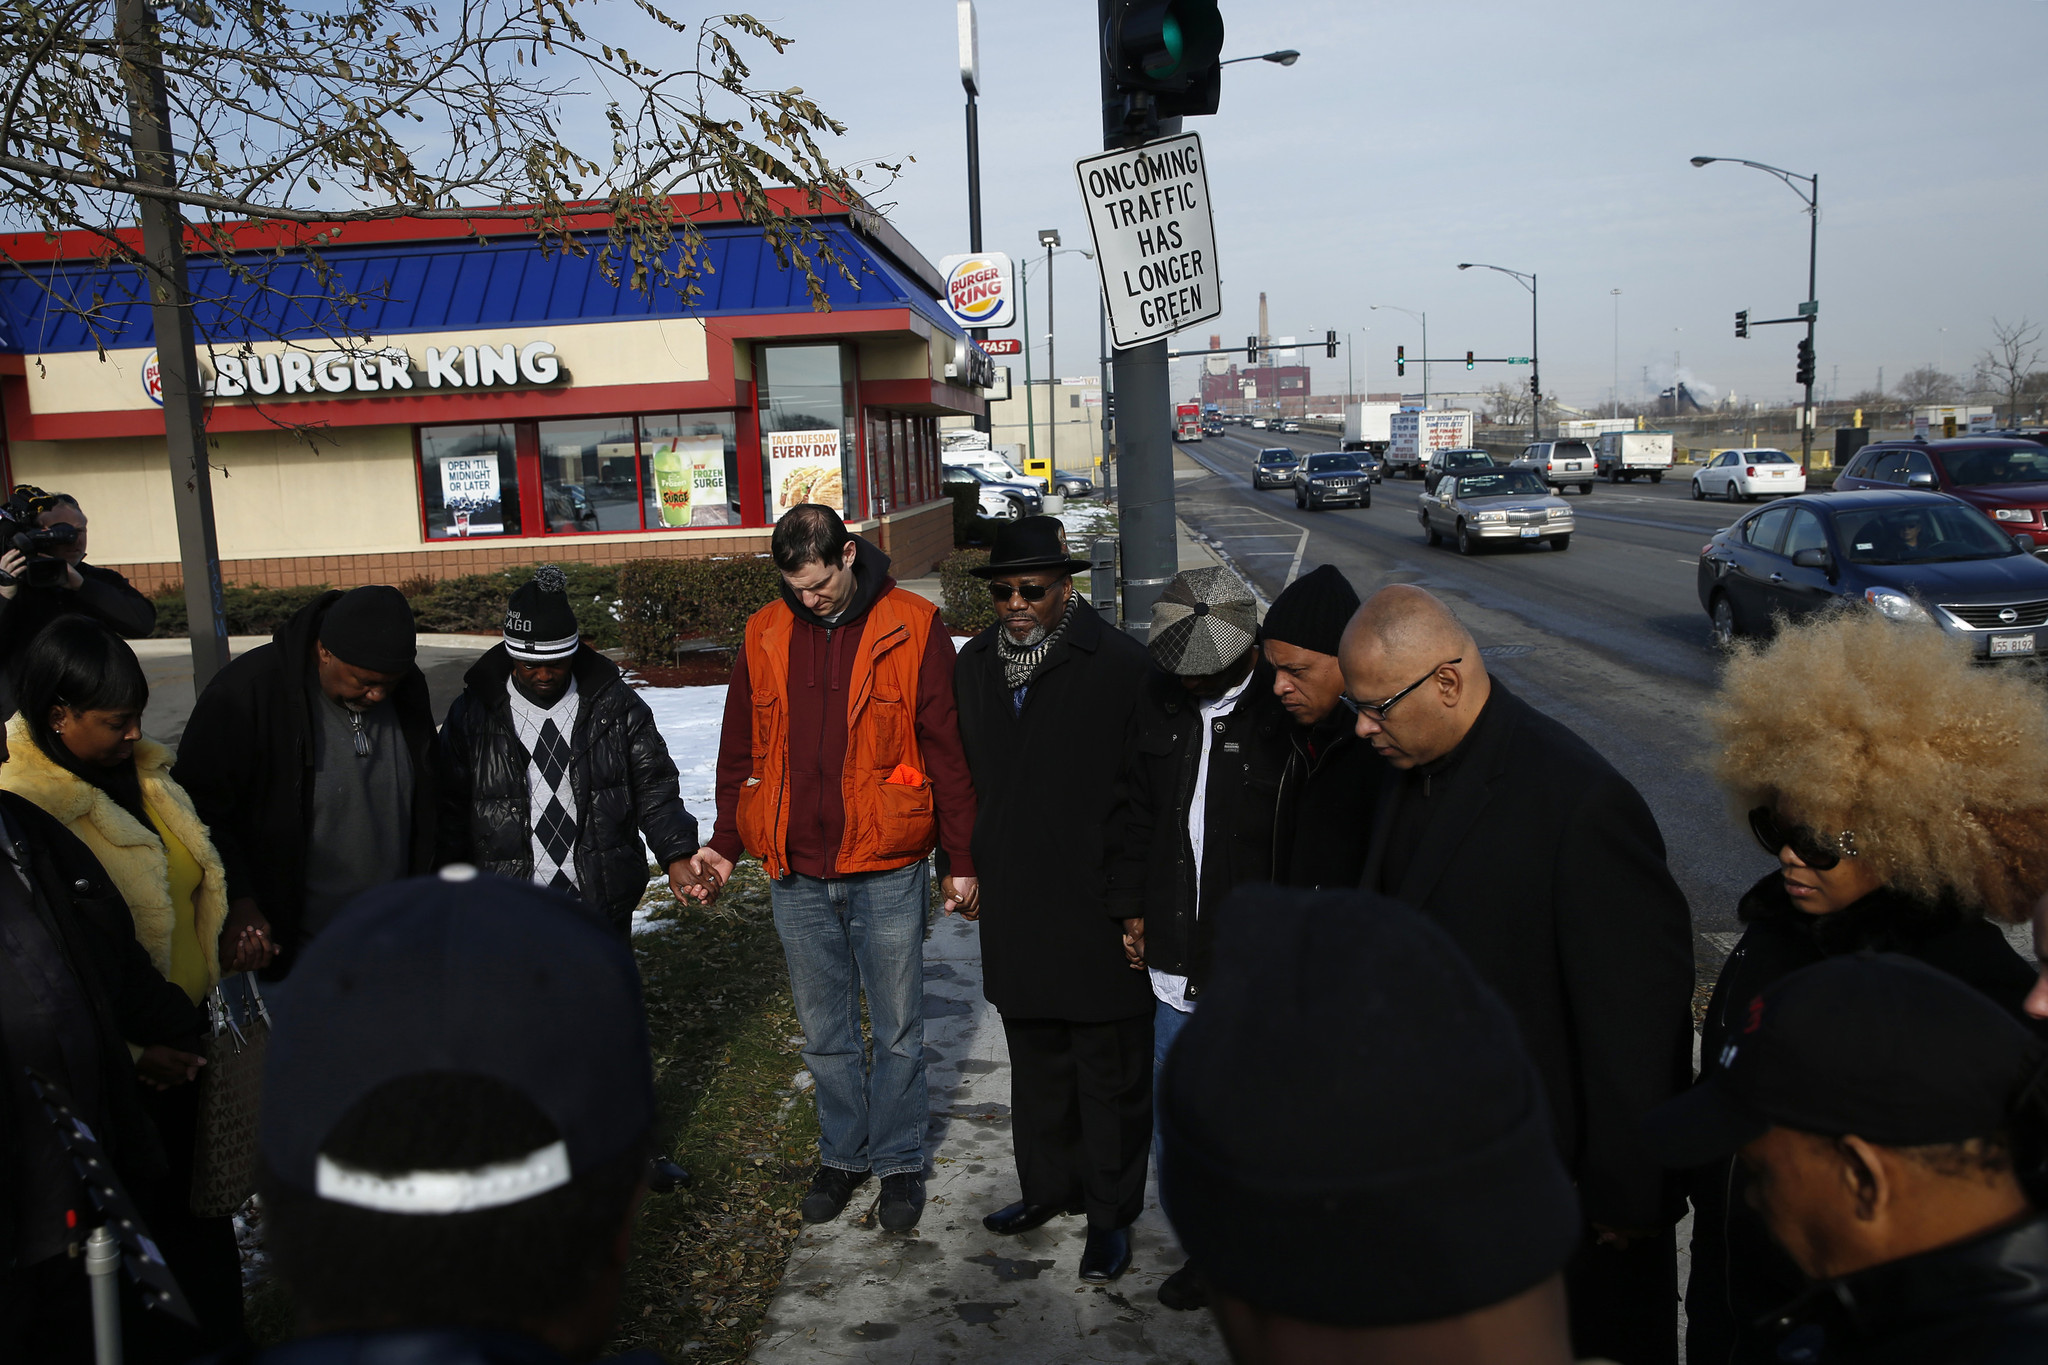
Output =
[{"x1": 0, "y1": 486, "x2": 155, "y2": 715}]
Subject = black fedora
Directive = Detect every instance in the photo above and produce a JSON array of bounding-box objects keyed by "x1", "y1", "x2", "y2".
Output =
[{"x1": 970, "y1": 515, "x2": 1093, "y2": 578}]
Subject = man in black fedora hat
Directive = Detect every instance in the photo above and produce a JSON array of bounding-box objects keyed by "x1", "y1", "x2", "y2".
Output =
[{"x1": 953, "y1": 516, "x2": 1154, "y2": 1281}]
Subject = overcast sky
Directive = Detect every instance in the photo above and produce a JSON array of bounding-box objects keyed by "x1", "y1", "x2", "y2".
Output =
[{"x1": 624, "y1": 2, "x2": 2045, "y2": 411}]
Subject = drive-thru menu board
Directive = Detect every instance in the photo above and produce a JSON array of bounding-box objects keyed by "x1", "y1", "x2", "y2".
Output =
[{"x1": 1075, "y1": 132, "x2": 1221, "y2": 349}]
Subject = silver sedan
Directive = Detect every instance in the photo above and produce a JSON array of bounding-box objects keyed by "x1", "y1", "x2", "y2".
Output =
[{"x1": 1418, "y1": 467, "x2": 1576, "y2": 555}]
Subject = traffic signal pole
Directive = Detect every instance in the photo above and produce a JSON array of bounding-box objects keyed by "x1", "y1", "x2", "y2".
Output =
[{"x1": 1099, "y1": 0, "x2": 1178, "y2": 639}]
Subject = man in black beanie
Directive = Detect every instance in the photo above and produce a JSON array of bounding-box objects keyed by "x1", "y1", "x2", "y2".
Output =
[
  {"x1": 1257, "y1": 564, "x2": 1380, "y2": 889},
  {"x1": 175, "y1": 584, "x2": 439, "y2": 976},
  {"x1": 438, "y1": 566, "x2": 709, "y2": 935},
  {"x1": 1159, "y1": 884, "x2": 1581, "y2": 1364}
]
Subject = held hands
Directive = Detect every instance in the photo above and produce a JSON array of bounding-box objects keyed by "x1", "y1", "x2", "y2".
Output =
[
  {"x1": 684, "y1": 847, "x2": 734, "y2": 902},
  {"x1": 137, "y1": 1045, "x2": 205, "y2": 1090},
  {"x1": 1121, "y1": 917, "x2": 1146, "y2": 970},
  {"x1": 0, "y1": 548, "x2": 21, "y2": 599},
  {"x1": 941, "y1": 875, "x2": 980, "y2": 920},
  {"x1": 219, "y1": 897, "x2": 278, "y2": 974},
  {"x1": 667, "y1": 856, "x2": 716, "y2": 905}
]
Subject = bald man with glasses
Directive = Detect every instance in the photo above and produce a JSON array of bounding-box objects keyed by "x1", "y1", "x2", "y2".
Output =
[
  {"x1": 1339, "y1": 585, "x2": 1696, "y2": 1365},
  {"x1": 952, "y1": 517, "x2": 1156, "y2": 1282}
]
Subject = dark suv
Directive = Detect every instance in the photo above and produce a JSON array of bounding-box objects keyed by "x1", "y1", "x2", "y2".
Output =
[
  {"x1": 1834, "y1": 438, "x2": 2048, "y2": 556},
  {"x1": 1251, "y1": 447, "x2": 1300, "y2": 490}
]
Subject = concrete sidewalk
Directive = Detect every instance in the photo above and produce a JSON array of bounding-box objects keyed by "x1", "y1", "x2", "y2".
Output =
[{"x1": 750, "y1": 911, "x2": 1228, "y2": 1365}]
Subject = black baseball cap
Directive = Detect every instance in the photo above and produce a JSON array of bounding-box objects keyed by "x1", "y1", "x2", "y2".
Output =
[
  {"x1": 261, "y1": 869, "x2": 654, "y2": 1213},
  {"x1": 1645, "y1": 953, "x2": 2046, "y2": 1169}
]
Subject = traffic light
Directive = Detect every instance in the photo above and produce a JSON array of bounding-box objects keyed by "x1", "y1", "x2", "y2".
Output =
[
  {"x1": 1325, "y1": 330, "x2": 1337, "y2": 359},
  {"x1": 1102, "y1": 1, "x2": 1226, "y2": 125},
  {"x1": 1246, "y1": 334, "x2": 1259, "y2": 363},
  {"x1": 1465, "y1": 350, "x2": 1475, "y2": 371},
  {"x1": 1735, "y1": 309, "x2": 1749, "y2": 339},
  {"x1": 1795, "y1": 336, "x2": 1816, "y2": 387},
  {"x1": 1106, "y1": 392, "x2": 1117, "y2": 420},
  {"x1": 1396, "y1": 344, "x2": 1405, "y2": 377}
]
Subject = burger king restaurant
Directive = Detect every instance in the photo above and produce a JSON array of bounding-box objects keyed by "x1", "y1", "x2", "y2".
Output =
[{"x1": 0, "y1": 193, "x2": 985, "y2": 592}]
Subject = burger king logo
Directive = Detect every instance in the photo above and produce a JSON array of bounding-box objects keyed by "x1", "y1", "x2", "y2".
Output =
[
  {"x1": 141, "y1": 349, "x2": 165, "y2": 406},
  {"x1": 939, "y1": 252, "x2": 1014, "y2": 328}
]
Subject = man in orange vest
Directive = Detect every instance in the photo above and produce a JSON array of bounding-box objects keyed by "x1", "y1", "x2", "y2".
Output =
[{"x1": 693, "y1": 505, "x2": 978, "y2": 1233}]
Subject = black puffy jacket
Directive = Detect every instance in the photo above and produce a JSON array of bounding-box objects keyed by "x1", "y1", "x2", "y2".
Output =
[
  {"x1": 436, "y1": 644, "x2": 700, "y2": 935},
  {"x1": 1103, "y1": 660, "x2": 1289, "y2": 999}
]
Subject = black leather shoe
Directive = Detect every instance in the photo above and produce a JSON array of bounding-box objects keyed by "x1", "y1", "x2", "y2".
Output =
[
  {"x1": 646, "y1": 1157, "x2": 694, "y2": 1193},
  {"x1": 1157, "y1": 1260, "x2": 1208, "y2": 1310},
  {"x1": 800, "y1": 1165, "x2": 868, "y2": 1223},
  {"x1": 982, "y1": 1199, "x2": 1083, "y2": 1235},
  {"x1": 878, "y1": 1172, "x2": 926, "y2": 1231},
  {"x1": 1079, "y1": 1225, "x2": 1132, "y2": 1282}
]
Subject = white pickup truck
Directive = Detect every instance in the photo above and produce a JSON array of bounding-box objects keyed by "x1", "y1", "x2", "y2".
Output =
[{"x1": 1594, "y1": 431, "x2": 1673, "y2": 484}]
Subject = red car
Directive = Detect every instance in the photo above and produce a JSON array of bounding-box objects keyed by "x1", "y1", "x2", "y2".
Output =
[{"x1": 1834, "y1": 438, "x2": 2048, "y2": 554}]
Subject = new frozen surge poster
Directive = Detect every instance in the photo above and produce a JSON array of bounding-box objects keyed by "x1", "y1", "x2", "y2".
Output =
[{"x1": 649, "y1": 433, "x2": 732, "y2": 526}]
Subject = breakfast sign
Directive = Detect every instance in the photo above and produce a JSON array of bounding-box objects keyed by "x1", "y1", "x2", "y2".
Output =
[{"x1": 1074, "y1": 132, "x2": 1221, "y2": 349}]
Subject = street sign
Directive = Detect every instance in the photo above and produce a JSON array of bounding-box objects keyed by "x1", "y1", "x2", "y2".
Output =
[
  {"x1": 937, "y1": 252, "x2": 1015, "y2": 329},
  {"x1": 1507, "y1": 356, "x2": 1532, "y2": 364},
  {"x1": 977, "y1": 338, "x2": 1023, "y2": 355},
  {"x1": 1797, "y1": 300, "x2": 1818, "y2": 317},
  {"x1": 1074, "y1": 131, "x2": 1221, "y2": 349}
]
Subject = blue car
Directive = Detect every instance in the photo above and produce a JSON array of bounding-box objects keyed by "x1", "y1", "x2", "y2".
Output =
[{"x1": 1697, "y1": 489, "x2": 2048, "y2": 657}]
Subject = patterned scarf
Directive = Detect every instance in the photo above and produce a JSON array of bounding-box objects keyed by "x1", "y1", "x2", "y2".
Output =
[{"x1": 997, "y1": 591, "x2": 1078, "y2": 691}]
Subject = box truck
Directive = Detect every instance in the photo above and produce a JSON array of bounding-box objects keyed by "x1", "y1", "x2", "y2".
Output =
[
  {"x1": 1176, "y1": 403, "x2": 1203, "y2": 442},
  {"x1": 1594, "y1": 431, "x2": 1674, "y2": 483},
  {"x1": 1342, "y1": 401, "x2": 1401, "y2": 450},
  {"x1": 1386, "y1": 409, "x2": 1475, "y2": 479}
]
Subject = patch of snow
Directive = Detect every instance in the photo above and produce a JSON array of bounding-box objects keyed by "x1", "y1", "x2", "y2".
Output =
[{"x1": 637, "y1": 684, "x2": 729, "y2": 831}]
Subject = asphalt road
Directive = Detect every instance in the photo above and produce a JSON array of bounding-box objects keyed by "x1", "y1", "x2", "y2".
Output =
[{"x1": 1172, "y1": 429, "x2": 1773, "y2": 968}]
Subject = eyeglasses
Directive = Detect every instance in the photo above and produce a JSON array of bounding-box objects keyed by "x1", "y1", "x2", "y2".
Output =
[
  {"x1": 1338, "y1": 658, "x2": 1463, "y2": 723},
  {"x1": 1748, "y1": 806, "x2": 1858, "y2": 871},
  {"x1": 987, "y1": 580, "x2": 1056, "y2": 603}
]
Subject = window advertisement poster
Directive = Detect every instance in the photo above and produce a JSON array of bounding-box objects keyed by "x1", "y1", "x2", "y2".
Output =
[
  {"x1": 440, "y1": 455, "x2": 504, "y2": 535},
  {"x1": 768, "y1": 429, "x2": 845, "y2": 517},
  {"x1": 649, "y1": 433, "x2": 733, "y2": 526}
]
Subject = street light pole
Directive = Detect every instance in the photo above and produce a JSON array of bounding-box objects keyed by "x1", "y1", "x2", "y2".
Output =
[
  {"x1": 1611, "y1": 288, "x2": 1621, "y2": 419},
  {"x1": 1691, "y1": 155, "x2": 1820, "y2": 467},
  {"x1": 958, "y1": 2, "x2": 989, "y2": 434},
  {"x1": 1458, "y1": 264, "x2": 1540, "y2": 437},
  {"x1": 1041, "y1": 229, "x2": 1060, "y2": 477}
]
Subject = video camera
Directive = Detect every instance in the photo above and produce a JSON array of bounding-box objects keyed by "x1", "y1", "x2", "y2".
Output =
[{"x1": 0, "y1": 488, "x2": 79, "y2": 589}]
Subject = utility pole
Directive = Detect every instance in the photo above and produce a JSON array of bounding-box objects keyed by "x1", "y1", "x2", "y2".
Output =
[
  {"x1": 1041, "y1": 229, "x2": 1060, "y2": 478},
  {"x1": 1099, "y1": 295, "x2": 1114, "y2": 498},
  {"x1": 959, "y1": 2, "x2": 991, "y2": 436},
  {"x1": 116, "y1": 0, "x2": 229, "y2": 692}
]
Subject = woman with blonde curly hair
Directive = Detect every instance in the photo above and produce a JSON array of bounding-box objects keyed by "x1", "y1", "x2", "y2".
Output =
[{"x1": 1686, "y1": 606, "x2": 2048, "y2": 1365}]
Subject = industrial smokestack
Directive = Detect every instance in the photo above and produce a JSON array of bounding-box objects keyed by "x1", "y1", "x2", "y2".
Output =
[{"x1": 1258, "y1": 292, "x2": 1270, "y2": 368}]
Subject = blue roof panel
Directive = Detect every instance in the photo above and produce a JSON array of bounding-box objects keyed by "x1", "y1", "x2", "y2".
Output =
[{"x1": 0, "y1": 220, "x2": 963, "y2": 354}]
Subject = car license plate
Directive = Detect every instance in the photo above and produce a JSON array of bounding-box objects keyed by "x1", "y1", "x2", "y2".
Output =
[
  {"x1": 1991, "y1": 633, "x2": 2036, "y2": 656},
  {"x1": 1563, "y1": 462, "x2": 1581, "y2": 471},
  {"x1": 1519, "y1": 527, "x2": 1541, "y2": 538}
]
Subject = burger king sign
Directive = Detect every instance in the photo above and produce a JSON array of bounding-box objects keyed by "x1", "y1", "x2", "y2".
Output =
[{"x1": 937, "y1": 252, "x2": 1015, "y2": 329}]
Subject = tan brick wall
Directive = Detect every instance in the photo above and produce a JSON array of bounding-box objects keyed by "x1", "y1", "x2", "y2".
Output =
[{"x1": 104, "y1": 501, "x2": 955, "y2": 594}]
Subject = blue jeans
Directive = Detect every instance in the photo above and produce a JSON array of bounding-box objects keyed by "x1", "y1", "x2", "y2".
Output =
[
  {"x1": 1152, "y1": 997, "x2": 1193, "y2": 1199},
  {"x1": 770, "y1": 862, "x2": 930, "y2": 1177}
]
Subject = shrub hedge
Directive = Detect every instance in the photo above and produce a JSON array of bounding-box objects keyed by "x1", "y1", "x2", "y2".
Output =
[
  {"x1": 616, "y1": 556, "x2": 784, "y2": 663},
  {"x1": 149, "y1": 563, "x2": 623, "y2": 649},
  {"x1": 937, "y1": 549, "x2": 995, "y2": 636}
]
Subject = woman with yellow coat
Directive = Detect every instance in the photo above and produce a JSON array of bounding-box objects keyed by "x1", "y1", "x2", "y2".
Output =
[{"x1": 2, "y1": 615, "x2": 275, "y2": 1358}]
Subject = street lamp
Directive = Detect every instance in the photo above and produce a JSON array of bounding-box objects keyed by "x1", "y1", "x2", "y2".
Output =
[
  {"x1": 1458, "y1": 263, "x2": 1540, "y2": 437},
  {"x1": 1019, "y1": 240, "x2": 1091, "y2": 473},
  {"x1": 1610, "y1": 288, "x2": 1622, "y2": 419},
  {"x1": 1370, "y1": 304, "x2": 1427, "y2": 408},
  {"x1": 1691, "y1": 155, "x2": 1820, "y2": 467},
  {"x1": 1219, "y1": 49, "x2": 1300, "y2": 66}
]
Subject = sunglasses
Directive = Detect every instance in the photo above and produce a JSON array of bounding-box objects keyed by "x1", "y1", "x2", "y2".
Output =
[
  {"x1": 987, "y1": 580, "x2": 1056, "y2": 603},
  {"x1": 1748, "y1": 806, "x2": 1858, "y2": 871},
  {"x1": 1338, "y1": 658, "x2": 1463, "y2": 723}
]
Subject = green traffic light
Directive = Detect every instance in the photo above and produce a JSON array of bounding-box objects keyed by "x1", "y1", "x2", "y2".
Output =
[{"x1": 1144, "y1": 14, "x2": 1185, "y2": 77}]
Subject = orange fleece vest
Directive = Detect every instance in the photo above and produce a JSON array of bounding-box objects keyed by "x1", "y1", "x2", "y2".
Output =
[{"x1": 735, "y1": 589, "x2": 939, "y2": 879}]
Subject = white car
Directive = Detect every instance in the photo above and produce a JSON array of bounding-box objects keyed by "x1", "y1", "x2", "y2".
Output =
[
  {"x1": 947, "y1": 449, "x2": 1048, "y2": 493},
  {"x1": 1250, "y1": 418, "x2": 1268, "y2": 430},
  {"x1": 1692, "y1": 449, "x2": 1807, "y2": 503},
  {"x1": 1281, "y1": 420, "x2": 1301, "y2": 433}
]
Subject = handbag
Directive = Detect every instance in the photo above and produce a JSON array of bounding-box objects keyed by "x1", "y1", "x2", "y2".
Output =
[{"x1": 190, "y1": 972, "x2": 270, "y2": 1217}]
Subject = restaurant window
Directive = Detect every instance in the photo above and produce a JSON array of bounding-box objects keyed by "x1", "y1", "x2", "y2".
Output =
[
  {"x1": 758, "y1": 343, "x2": 857, "y2": 521},
  {"x1": 537, "y1": 419, "x2": 641, "y2": 534},
  {"x1": 639, "y1": 414, "x2": 739, "y2": 528},
  {"x1": 420, "y1": 423, "x2": 521, "y2": 539}
]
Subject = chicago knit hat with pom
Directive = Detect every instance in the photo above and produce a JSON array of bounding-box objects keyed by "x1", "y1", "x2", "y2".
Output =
[{"x1": 503, "y1": 566, "x2": 581, "y2": 662}]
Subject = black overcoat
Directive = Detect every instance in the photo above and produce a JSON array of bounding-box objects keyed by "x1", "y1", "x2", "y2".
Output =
[
  {"x1": 954, "y1": 600, "x2": 1154, "y2": 1023},
  {"x1": 435, "y1": 643, "x2": 700, "y2": 936},
  {"x1": 1356, "y1": 677, "x2": 1695, "y2": 1233},
  {"x1": 1272, "y1": 715, "x2": 1383, "y2": 890},
  {"x1": 171, "y1": 591, "x2": 439, "y2": 974}
]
